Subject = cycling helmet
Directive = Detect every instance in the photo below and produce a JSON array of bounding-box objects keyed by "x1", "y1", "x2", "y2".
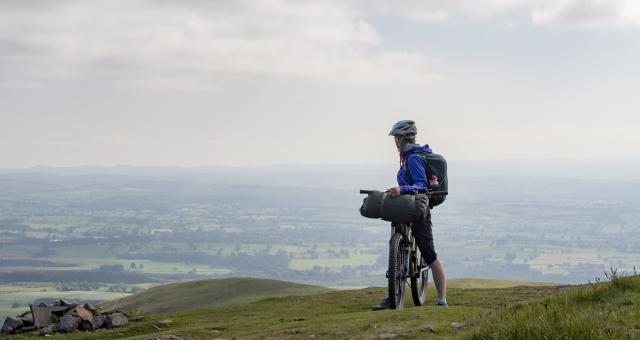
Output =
[{"x1": 388, "y1": 120, "x2": 417, "y2": 141}]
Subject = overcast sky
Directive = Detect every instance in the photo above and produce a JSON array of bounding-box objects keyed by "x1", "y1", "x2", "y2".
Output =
[{"x1": 1, "y1": 0, "x2": 639, "y2": 167}]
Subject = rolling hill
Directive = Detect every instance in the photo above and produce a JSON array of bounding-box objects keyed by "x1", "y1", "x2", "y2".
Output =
[{"x1": 99, "y1": 277, "x2": 332, "y2": 314}]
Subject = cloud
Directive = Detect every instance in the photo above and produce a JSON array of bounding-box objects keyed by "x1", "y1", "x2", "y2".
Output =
[
  {"x1": 532, "y1": 0, "x2": 640, "y2": 28},
  {"x1": 0, "y1": 80, "x2": 41, "y2": 89},
  {"x1": 1, "y1": 0, "x2": 638, "y2": 91},
  {"x1": 0, "y1": 0, "x2": 437, "y2": 88},
  {"x1": 376, "y1": 0, "x2": 640, "y2": 28},
  {"x1": 360, "y1": 0, "x2": 537, "y2": 22},
  {"x1": 116, "y1": 75, "x2": 223, "y2": 92}
]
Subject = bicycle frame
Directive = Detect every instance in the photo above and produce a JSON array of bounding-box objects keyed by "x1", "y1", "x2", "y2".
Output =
[{"x1": 391, "y1": 223, "x2": 429, "y2": 282}]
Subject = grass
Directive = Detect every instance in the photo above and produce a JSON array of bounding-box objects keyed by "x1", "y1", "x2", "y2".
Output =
[
  {"x1": 99, "y1": 277, "x2": 332, "y2": 314},
  {"x1": 469, "y1": 270, "x2": 640, "y2": 339},
  {"x1": 17, "y1": 287, "x2": 546, "y2": 339},
  {"x1": 10, "y1": 278, "x2": 560, "y2": 339},
  {"x1": 445, "y1": 278, "x2": 554, "y2": 289},
  {"x1": 10, "y1": 275, "x2": 640, "y2": 339}
]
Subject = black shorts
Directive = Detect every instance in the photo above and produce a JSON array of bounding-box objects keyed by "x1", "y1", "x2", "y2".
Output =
[{"x1": 410, "y1": 198, "x2": 437, "y2": 264}]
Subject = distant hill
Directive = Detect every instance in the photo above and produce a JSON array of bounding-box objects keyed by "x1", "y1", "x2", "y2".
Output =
[{"x1": 99, "y1": 277, "x2": 331, "y2": 314}]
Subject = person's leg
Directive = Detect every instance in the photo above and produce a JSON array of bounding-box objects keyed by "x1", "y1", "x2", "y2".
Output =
[
  {"x1": 410, "y1": 208, "x2": 447, "y2": 304},
  {"x1": 429, "y1": 259, "x2": 447, "y2": 303}
]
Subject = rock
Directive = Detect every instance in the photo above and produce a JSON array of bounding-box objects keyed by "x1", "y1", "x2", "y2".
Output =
[
  {"x1": 49, "y1": 305, "x2": 68, "y2": 316},
  {"x1": 157, "y1": 319, "x2": 173, "y2": 325},
  {"x1": 59, "y1": 298, "x2": 75, "y2": 306},
  {"x1": 153, "y1": 335, "x2": 183, "y2": 340},
  {"x1": 451, "y1": 322, "x2": 466, "y2": 331},
  {"x1": 420, "y1": 325, "x2": 435, "y2": 333},
  {"x1": 2, "y1": 317, "x2": 23, "y2": 334},
  {"x1": 335, "y1": 330, "x2": 348, "y2": 336},
  {"x1": 68, "y1": 305, "x2": 93, "y2": 322},
  {"x1": 20, "y1": 312, "x2": 34, "y2": 326},
  {"x1": 83, "y1": 303, "x2": 98, "y2": 314},
  {"x1": 92, "y1": 315, "x2": 105, "y2": 329},
  {"x1": 104, "y1": 312, "x2": 128, "y2": 328},
  {"x1": 21, "y1": 325, "x2": 37, "y2": 332},
  {"x1": 80, "y1": 319, "x2": 95, "y2": 331},
  {"x1": 40, "y1": 325, "x2": 55, "y2": 336},
  {"x1": 379, "y1": 333, "x2": 399, "y2": 339},
  {"x1": 58, "y1": 315, "x2": 81, "y2": 333},
  {"x1": 30, "y1": 304, "x2": 53, "y2": 327}
]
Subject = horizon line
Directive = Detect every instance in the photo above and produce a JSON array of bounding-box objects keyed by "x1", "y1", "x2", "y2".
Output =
[{"x1": 2, "y1": 158, "x2": 640, "y2": 170}]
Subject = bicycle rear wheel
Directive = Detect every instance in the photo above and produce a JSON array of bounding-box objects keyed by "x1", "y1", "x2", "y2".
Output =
[{"x1": 388, "y1": 233, "x2": 406, "y2": 309}]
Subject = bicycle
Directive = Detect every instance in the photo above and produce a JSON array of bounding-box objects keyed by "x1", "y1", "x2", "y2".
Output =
[{"x1": 360, "y1": 189, "x2": 448, "y2": 309}]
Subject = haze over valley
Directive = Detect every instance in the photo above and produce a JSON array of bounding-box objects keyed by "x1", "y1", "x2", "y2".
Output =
[{"x1": 2, "y1": 163, "x2": 638, "y2": 320}]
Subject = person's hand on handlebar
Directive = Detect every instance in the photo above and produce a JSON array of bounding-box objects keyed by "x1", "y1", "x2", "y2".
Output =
[{"x1": 385, "y1": 187, "x2": 401, "y2": 196}]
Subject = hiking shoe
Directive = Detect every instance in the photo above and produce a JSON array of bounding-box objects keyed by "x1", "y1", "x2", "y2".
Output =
[
  {"x1": 372, "y1": 297, "x2": 390, "y2": 310},
  {"x1": 435, "y1": 301, "x2": 448, "y2": 307}
]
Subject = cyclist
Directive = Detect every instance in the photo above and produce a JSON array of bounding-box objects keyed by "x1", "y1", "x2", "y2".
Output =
[{"x1": 373, "y1": 120, "x2": 448, "y2": 310}]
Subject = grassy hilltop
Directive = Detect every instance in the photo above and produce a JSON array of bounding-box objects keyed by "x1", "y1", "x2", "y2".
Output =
[
  {"x1": 99, "y1": 277, "x2": 553, "y2": 315},
  {"x1": 12, "y1": 274, "x2": 640, "y2": 339},
  {"x1": 99, "y1": 277, "x2": 331, "y2": 314}
]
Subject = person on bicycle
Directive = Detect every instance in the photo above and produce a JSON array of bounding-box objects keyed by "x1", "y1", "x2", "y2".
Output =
[{"x1": 373, "y1": 119, "x2": 448, "y2": 309}]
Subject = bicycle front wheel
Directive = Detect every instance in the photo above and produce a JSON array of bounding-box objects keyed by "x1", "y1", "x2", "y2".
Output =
[
  {"x1": 388, "y1": 233, "x2": 406, "y2": 310},
  {"x1": 410, "y1": 254, "x2": 429, "y2": 306}
]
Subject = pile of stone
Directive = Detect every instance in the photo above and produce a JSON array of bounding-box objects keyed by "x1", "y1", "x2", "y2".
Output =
[{"x1": 1, "y1": 299, "x2": 129, "y2": 336}]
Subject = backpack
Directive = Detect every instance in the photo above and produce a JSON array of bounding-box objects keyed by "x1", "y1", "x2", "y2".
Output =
[{"x1": 405, "y1": 151, "x2": 448, "y2": 207}]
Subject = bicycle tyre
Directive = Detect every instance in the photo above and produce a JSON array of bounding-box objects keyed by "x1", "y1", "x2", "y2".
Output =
[
  {"x1": 388, "y1": 233, "x2": 406, "y2": 310},
  {"x1": 410, "y1": 254, "x2": 429, "y2": 306}
]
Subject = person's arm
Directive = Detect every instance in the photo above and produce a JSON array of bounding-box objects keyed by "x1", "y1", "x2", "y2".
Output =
[{"x1": 400, "y1": 155, "x2": 428, "y2": 194}]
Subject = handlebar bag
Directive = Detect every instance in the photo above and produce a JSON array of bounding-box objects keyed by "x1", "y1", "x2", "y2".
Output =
[{"x1": 359, "y1": 191, "x2": 429, "y2": 223}]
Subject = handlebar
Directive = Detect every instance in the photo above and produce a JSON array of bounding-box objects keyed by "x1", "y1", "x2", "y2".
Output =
[{"x1": 359, "y1": 189, "x2": 448, "y2": 197}]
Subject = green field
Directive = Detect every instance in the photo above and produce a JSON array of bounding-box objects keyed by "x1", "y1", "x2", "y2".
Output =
[
  {"x1": 289, "y1": 254, "x2": 379, "y2": 271},
  {"x1": 71, "y1": 258, "x2": 232, "y2": 275}
]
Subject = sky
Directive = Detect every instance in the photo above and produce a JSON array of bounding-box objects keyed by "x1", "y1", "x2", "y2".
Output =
[{"x1": 1, "y1": 0, "x2": 640, "y2": 167}]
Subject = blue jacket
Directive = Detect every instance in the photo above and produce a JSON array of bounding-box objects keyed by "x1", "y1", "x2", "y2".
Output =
[{"x1": 397, "y1": 144, "x2": 432, "y2": 194}]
